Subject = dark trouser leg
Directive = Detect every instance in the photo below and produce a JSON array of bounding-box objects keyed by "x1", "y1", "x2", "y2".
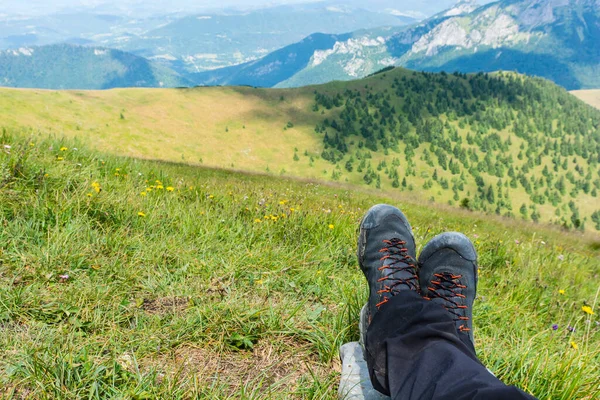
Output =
[{"x1": 365, "y1": 291, "x2": 537, "y2": 400}]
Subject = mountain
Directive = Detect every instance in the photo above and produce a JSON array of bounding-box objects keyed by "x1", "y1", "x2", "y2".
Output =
[
  {"x1": 198, "y1": 0, "x2": 600, "y2": 90},
  {"x1": 1, "y1": 67, "x2": 599, "y2": 231},
  {"x1": 108, "y1": 5, "x2": 416, "y2": 74},
  {"x1": 0, "y1": 44, "x2": 191, "y2": 89},
  {"x1": 0, "y1": 12, "x2": 176, "y2": 50}
]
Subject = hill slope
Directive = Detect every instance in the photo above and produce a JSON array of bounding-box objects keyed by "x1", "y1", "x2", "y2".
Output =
[
  {"x1": 572, "y1": 89, "x2": 600, "y2": 110},
  {"x1": 0, "y1": 44, "x2": 191, "y2": 90},
  {"x1": 200, "y1": 0, "x2": 600, "y2": 90},
  {"x1": 1, "y1": 68, "x2": 599, "y2": 232},
  {"x1": 0, "y1": 130, "x2": 598, "y2": 398}
]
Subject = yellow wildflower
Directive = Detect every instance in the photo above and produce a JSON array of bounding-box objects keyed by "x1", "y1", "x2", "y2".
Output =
[
  {"x1": 156, "y1": 185, "x2": 164, "y2": 190},
  {"x1": 166, "y1": 186, "x2": 175, "y2": 192},
  {"x1": 91, "y1": 182, "x2": 101, "y2": 193},
  {"x1": 141, "y1": 192, "x2": 147, "y2": 196},
  {"x1": 56, "y1": 157, "x2": 64, "y2": 161},
  {"x1": 60, "y1": 147, "x2": 68, "y2": 151},
  {"x1": 256, "y1": 279, "x2": 264, "y2": 285},
  {"x1": 137, "y1": 212, "x2": 146, "y2": 217},
  {"x1": 582, "y1": 305, "x2": 595, "y2": 315},
  {"x1": 290, "y1": 208, "x2": 295, "y2": 212},
  {"x1": 558, "y1": 289, "x2": 565, "y2": 295},
  {"x1": 87, "y1": 193, "x2": 93, "y2": 197},
  {"x1": 29, "y1": 142, "x2": 35, "y2": 147},
  {"x1": 328, "y1": 224, "x2": 334, "y2": 229},
  {"x1": 254, "y1": 219, "x2": 262, "y2": 223},
  {"x1": 570, "y1": 341, "x2": 578, "y2": 350},
  {"x1": 209, "y1": 195, "x2": 214, "y2": 199}
]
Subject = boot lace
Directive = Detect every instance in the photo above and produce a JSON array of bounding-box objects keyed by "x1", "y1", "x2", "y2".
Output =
[
  {"x1": 376, "y1": 238, "x2": 418, "y2": 308},
  {"x1": 425, "y1": 272, "x2": 470, "y2": 332}
]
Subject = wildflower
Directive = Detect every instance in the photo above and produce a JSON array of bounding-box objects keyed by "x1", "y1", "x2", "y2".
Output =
[
  {"x1": 515, "y1": 240, "x2": 520, "y2": 244},
  {"x1": 473, "y1": 234, "x2": 479, "y2": 239},
  {"x1": 87, "y1": 193, "x2": 93, "y2": 197},
  {"x1": 137, "y1": 212, "x2": 146, "y2": 217},
  {"x1": 290, "y1": 208, "x2": 295, "y2": 212},
  {"x1": 558, "y1": 289, "x2": 565, "y2": 295},
  {"x1": 91, "y1": 182, "x2": 101, "y2": 193},
  {"x1": 209, "y1": 195, "x2": 214, "y2": 199},
  {"x1": 3, "y1": 145, "x2": 10, "y2": 149},
  {"x1": 60, "y1": 147, "x2": 68, "y2": 151},
  {"x1": 279, "y1": 200, "x2": 287, "y2": 205},
  {"x1": 116, "y1": 168, "x2": 121, "y2": 172},
  {"x1": 558, "y1": 254, "x2": 564, "y2": 261},
  {"x1": 141, "y1": 192, "x2": 147, "y2": 196},
  {"x1": 499, "y1": 240, "x2": 503, "y2": 243},
  {"x1": 254, "y1": 219, "x2": 262, "y2": 223},
  {"x1": 29, "y1": 142, "x2": 35, "y2": 147},
  {"x1": 582, "y1": 305, "x2": 595, "y2": 315},
  {"x1": 256, "y1": 279, "x2": 264, "y2": 285},
  {"x1": 552, "y1": 324, "x2": 558, "y2": 331},
  {"x1": 56, "y1": 157, "x2": 64, "y2": 161},
  {"x1": 570, "y1": 341, "x2": 578, "y2": 350},
  {"x1": 59, "y1": 274, "x2": 69, "y2": 282},
  {"x1": 316, "y1": 270, "x2": 323, "y2": 275},
  {"x1": 156, "y1": 185, "x2": 164, "y2": 190},
  {"x1": 568, "y1": 326, "x2": 576, "y2": 332},
  {"x1": 155, "y1": 180, "x2": 162, "y2": 184},
  {"x1": 166, "y1": 186, "x2": 174, "y2": 192},
  {"x1": 541, "y1": 241, "x2": 546, "y2": 245},
  {"x1": 328, "y1": 224, "x2": 334, "y2": 229}
]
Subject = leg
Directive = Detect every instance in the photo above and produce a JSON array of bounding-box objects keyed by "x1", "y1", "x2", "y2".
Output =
[{"x1": 365, "y1": 291, "x2": 535, "y2": 400}]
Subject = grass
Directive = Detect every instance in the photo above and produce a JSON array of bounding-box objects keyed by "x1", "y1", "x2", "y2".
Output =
[
  {"x1": 2, "y1": 72, "x2": 600, "y2": 232},
  {"x1": 571, "y1": 90, "x2": 600, "y2": 111},
  {"x1": 1, "y1": 130, "x2": 599, "y2": 399}
]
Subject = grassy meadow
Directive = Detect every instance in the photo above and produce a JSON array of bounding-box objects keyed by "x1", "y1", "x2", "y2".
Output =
[
  {"x1": 1, "y1": 70, "x2": 600, "y2": 233},
  {"x1": 0, "y1": 130, "x2": 599, "y2": 398},
  {"x1": 571, "y1": 90, "x2": 600, "y2": 111}
]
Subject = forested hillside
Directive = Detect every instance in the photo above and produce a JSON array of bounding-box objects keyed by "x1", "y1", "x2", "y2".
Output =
[
  {"x1": 0, "y1": 44, "x2": 190, "y2": 89},
  {"x1": 310, "y1": 69, "x2": 600, "y2": 230}
]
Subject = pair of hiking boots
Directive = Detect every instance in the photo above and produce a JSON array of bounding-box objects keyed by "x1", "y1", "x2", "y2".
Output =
[{"x1": 358, "y1": 204, "x2": 478, "y2": 346}]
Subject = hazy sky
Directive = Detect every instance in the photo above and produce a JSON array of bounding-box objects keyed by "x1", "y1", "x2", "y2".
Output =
[{"x1": 0, "y1": 0, "x2": 475, "y2": 16}]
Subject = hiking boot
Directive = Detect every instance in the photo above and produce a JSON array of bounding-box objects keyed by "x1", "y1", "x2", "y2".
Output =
[
  {"x1": 358, "y1": 204, "x2": 418, "y2": 348},
  {"x1": 418, "y1": 232, "x2": 478, "y2": 344}
]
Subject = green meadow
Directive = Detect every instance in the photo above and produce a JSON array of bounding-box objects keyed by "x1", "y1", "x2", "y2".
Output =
[
  {"x1": 0, "y1": 130, "x2": 598, "y2": 398},
  {"x1": 1, "y1": 69, "x2": 600, "y2": 233}
]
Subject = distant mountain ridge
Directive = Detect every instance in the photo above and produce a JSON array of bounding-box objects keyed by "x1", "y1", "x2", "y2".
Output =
[
  {"x1": 195, "y1": 0, "x2": 600, "y2": 90},
  {"x1": 109, "y1": 5, "x2": 416, "y2": 74},
  {"x1": 0, "y1": 44, "x2": 190, "y2": 90}
]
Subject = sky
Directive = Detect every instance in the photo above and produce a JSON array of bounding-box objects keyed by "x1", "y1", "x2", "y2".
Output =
[{"x1": 0, "y1": 0, "x2": 479, "y2": 17}]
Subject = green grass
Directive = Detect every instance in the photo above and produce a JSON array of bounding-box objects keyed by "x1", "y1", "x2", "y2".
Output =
[
  {"x1": 1, "y1": 68, "x2": 600, "y2": 233},
  {"x1": 1, "y1": 130, "x2": 599, "y2": 398}
]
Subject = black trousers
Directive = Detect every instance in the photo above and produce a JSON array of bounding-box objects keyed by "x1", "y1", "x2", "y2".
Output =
[{"x1": 365, "y1": 291, "x2": 537, "y2": 400}]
